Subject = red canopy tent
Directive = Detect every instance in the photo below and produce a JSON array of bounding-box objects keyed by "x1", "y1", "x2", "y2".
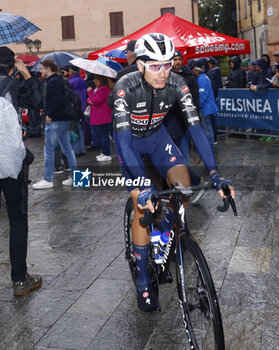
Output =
[{"x1": 89, "y1": 13, "x2": 250, "y2": 61}]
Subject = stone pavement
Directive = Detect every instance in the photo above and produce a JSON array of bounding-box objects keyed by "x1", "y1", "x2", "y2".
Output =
[{"x1": 0, "y1": 135, "x2": 279, "y2": 350}]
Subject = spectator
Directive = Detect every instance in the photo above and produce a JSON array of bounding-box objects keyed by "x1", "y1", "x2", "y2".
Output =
[
  {"x1": 207, "y1": 57, "x2": 223, "y2": 98},
  {"x1": 163, "y1": 50, "x2": 200, "y2": 165},
  {"x1": 87, "y1": 74, "x2": 112, "y2": 162},
  {"x1": 247, "y1": 60, "x2": 257, "y2": 87},
  {"x1": 116, "y1": 40, "x2": 138, "y2": 81},
  {"x1": 272, "y1": 51, "x2": 279, "y2": 72},
  {"x1": 241, "y1": 58, "x2": 250, "y2": 72},
  {"x1": 26, "y1": 70, "x2": 42, "y2": 138},
  {"x1": 250, "y1": 58, "x2": 273, "y2": 92},
  {"x1": 0, "y1": 46, "x2": 42, "y2": 296},
  {"x1": 32, "y1": 59, "x2": 77, "y2": 189},
  {"x1": 262, "y1": 53, "x2": 273, "y2": 76},
  {"x1": 163, "y1": 50, "x2": 201, "y2": 187},
  {"x1": 192, "y1": 59, "x2": 218, "y2": 148},
  {"x1": 68, "y1": 65, "x2": 87, "y2": 157},
  {"x1": 207, "y1": 57, "x2": 222, "y2": 143},
  {"x1": 226, "y1": 56, "x2": 246, "y2": 88},
  {"x1": 272, "y1": 64, "x2": 279, "y2": 88}
]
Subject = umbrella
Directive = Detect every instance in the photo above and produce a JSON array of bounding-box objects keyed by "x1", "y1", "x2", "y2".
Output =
[
  {"x1": 0, "y1": 13, "x2": 40, "y2": 45},
  {"x1": 17, "y1": 54, "x2": 40, "y2": 64},
  {"x1": 69, "y1": 58, "x2": 117, "y2": 78},
  {"x1": 96, "y1": 57, "x2": 123, "y2": 72},
  {"x1": 31, "y1": 51, "x2": 80, "y2": 72},
  {"x1": 105, "y1": 49, "x2": 127, "y2": 63}
]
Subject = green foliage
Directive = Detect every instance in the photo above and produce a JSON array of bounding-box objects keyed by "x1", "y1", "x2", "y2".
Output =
[
  {"x1": 198, "y1": 0, "x2": 237, "y2": 37},
  {"x1": 218, "y1": 56, "x2": 230, "y2": 77}
]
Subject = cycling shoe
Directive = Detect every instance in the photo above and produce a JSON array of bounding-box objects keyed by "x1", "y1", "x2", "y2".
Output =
[{"x1": 137, "y1": 284, "x2": 161, "y2": 312}]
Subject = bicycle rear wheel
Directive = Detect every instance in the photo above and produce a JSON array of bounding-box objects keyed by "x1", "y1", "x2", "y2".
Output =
[{"x1": 176, "y1": 232, "x2": 225, "y2": 350}]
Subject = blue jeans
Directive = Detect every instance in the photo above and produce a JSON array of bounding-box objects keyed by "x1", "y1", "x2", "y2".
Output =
[
  {"x1": 90, "y1": 124, "x2": 101, "y2": 147},
  {"x1": 200, "y1": 112, "x2": 214, "y2": 149},
  {"x1": 92, "y1": 123, "x2": 111, "y2": 155},
  {"x1": 44, "y1": 121, "x2": 77, "y2": 182},
  {"x1": 72, "y1": 120, "x2": 85, "y2": 154}
]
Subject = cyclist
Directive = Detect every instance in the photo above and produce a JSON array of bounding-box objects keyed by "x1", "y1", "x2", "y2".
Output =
[{"x1": 113, "y1": 33, "x2": 234, "y2": 312}]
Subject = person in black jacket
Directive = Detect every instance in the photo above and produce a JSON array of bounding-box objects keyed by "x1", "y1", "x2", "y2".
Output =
[
  {"x1": 32, "y1": 59, "x2": 77, "y2": 189},
  {"x1": 0, "y1": 46, "x2": 42, "y2": 296},
  {"x1": 250, "y1": 58, "x2": 273, "y2": 92},
  {"x1": 163, "y1": 50, "x2": 201, "y2": 185},
  {"x1": 226, "y1": 56, "x2": 246, "y2": 88}
]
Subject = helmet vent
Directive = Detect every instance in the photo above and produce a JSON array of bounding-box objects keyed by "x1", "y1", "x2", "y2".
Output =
[{"x1": 144, "y1": 41, "x2": 155, "y2": 53}]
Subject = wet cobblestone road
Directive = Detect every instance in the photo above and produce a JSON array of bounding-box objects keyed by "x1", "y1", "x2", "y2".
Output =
[{"x1": 0, "y1": 135, "x2": 279, "y2": 350}]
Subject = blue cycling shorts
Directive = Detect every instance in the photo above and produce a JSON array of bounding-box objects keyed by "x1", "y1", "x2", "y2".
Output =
[{"x1": 118, "y1": 125, "x2": 187, "y2": 192}]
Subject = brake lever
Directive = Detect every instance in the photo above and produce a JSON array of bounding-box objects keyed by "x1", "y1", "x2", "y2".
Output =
[
  {"x1": 139, "y1": 209, "x2": 153, "y2": 229},
  {"x1": 216, "y1": 183, "x2": 237, "y2": 216}
]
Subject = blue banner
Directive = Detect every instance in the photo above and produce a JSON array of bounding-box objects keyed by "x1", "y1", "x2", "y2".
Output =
[{"x1": 216, "y1": 89, "x2": 279, "y2": 130}]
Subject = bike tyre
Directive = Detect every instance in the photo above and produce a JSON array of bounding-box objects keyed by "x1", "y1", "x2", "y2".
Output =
[{"x1": 177, "y1": 232, "x2": 225, "y2": 350}]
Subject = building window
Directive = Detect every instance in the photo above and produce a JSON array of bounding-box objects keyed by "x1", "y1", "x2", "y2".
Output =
[
  {"x1": 61, "y1": 16, "x2": 75, "y2": 39},
  {"x1": 244, "y1": 0, "x2": 247, "y2": 19},
  {"x1": 109, "y1": 12, "x2": 124, "y2": 36},
  {"x1": 257, "y1": 0, "x2": 261, "y2": 12},
  {"x1": 161, "y1": 7, "x2": 175, "y2": 16}
]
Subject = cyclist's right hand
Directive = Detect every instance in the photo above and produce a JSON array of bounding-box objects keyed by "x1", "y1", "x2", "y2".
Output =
[
  {"x1": 137, "y1": 187, "x2": 156, "y2": 213},
  {"x1": 210, "y1": 172, "x2": 235, "y2": 199}
]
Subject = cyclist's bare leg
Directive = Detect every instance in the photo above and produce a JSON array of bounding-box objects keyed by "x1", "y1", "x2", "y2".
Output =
[
  {"x1": 130, "y1": 189, "x2": 150, "y2": 245},
  {"x1": 166, "y1": 164, "x2": 191, "y2": 207}
]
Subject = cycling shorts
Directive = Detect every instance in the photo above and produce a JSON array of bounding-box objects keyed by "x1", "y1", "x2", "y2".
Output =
[{"x1": 119, "y1": 126, "x2": 186, "y2": 192}]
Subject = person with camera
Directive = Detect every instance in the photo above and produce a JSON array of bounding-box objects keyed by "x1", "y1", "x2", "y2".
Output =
[{"x1": 0, "y1": 46, "x2": 42, "y2": 296}]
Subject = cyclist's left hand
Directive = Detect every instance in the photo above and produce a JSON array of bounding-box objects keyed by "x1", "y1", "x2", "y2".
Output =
[
  {"x1": 210, "y1": 172, "x2": 235, "y2": 199},
  {"x1": 137, "y1": 188, "x2": 156, "y2": 213}
]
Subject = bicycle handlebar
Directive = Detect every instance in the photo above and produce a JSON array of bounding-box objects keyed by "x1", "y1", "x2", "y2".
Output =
[{"x1": 139, "y1": 182, "x2": 237, "y2": 226}]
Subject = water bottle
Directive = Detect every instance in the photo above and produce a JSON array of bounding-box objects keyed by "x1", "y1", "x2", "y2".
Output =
[
  {"x1": 155, "y1": 231, "x2": 170, "y2": 264},
  {"x1": 151, "y1": 229, "x2": 161, "y2": 256}
]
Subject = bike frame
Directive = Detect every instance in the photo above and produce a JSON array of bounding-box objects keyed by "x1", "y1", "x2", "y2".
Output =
[{"x1": 149, "y1": 187, "x2": 201, "y2": 348}]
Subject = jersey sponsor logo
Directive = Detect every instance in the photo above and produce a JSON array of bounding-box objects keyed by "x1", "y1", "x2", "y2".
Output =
[
  {"x1": 114, "y1": 98, "x2": 128, "y2": 112},
  {"x1": 118, "y1": 90, "x2": 125, "y2": 97},
  {"x1": 136, "y1": 102, "x2": 146, "y2": 108},
  {"x1": 116, "y1": 121, "x2": 130, "y2": 128},
  {"x1": 114, "y1": 111, "x2": 127, "y2": 119},
  {"x1": 132, "y1": 109, "x2": 148, "y2": 114},
  {"x1": 183, "y1": 85, "x2": 189, "y2": 93},
  {"x1": 180, "y1": 93, "x2": 193, "y2": 106},
  {"x1": 188, "y1": 116, "x2": 200, "y2": 123},
  {"x1": 130, "y1": 112, "x2": 166, "y2": 126},
  {"x1": 165, "y1": 144, "x2": 172, "y2": 155},
  {"x1": 170, "y1": 156, "x2": 176, "y2": 163},
  {"x1": 159, "y1": 101, "x2": 170, "y2": 110}
]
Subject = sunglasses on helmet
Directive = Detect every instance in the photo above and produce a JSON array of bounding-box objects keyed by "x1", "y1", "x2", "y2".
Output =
[{"x1": 140, "y1": 60, "x2": 173, "y2": 73}]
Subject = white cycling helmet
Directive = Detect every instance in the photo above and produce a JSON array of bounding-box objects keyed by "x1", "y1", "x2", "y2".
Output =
[{"x1": 134, "y1": 33, "x2": 175, "y2": 61}]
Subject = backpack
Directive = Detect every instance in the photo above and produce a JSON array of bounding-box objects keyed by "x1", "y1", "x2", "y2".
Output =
[
  {"x1": 61, "y1": 78, "x2": 84, "y2": 121},
  {"x1": 0, "y1": 77, "x2": 26, "y2": 179}
]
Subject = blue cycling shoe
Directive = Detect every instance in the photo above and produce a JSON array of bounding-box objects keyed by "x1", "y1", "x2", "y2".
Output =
[{"x1": 137, "y1": 284, "x2": 161, "y2": 312}]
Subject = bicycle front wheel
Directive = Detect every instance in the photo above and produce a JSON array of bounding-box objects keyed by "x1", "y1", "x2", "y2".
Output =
[{"x1": 176, "y1": 232, "x2": 225, "y2": 350}]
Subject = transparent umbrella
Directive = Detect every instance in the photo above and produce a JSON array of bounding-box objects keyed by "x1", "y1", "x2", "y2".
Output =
[{"x1": 69, "y1": 58, "x2": 117, "y2": 78}]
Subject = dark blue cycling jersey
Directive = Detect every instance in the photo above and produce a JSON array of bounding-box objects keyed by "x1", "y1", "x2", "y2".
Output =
[{"x1": 113, "y1": 71, "x2": 217, "y2": 191}]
